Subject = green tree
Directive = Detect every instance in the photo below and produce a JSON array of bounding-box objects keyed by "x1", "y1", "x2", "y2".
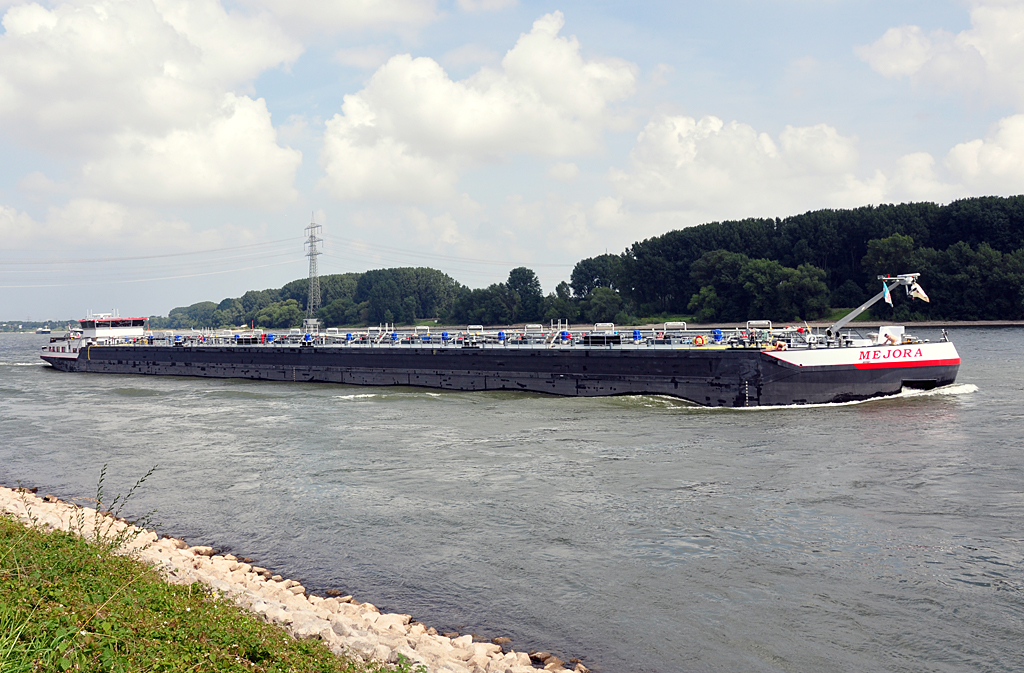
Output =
[
  {"x1": 778, "y1": 263, "x2": 831, "y2": 320},
  {"x1": 239, "y1": 290, "x2": 278, "y2": 317},
  {"x1": 253, "y1": 300, "x2": 304, "y2": 328},
  {"x1": 580, "y1": 287, "x2": 623, "y2": 323},
  {"x1": 507, "y1": 267, "x2": 544, "y2": 321},
  {"x1": 862, "y1": 233, "x2": 917, "y2": 279},
  {"x1": 830, "y1": 279, "x2": 867, "y2": 308},
  {"x1": 738, "y1": 259, "x2": 830, "y2": 321},
  {"x1": 214, "y1": 298, "x2": 243, "y2": 327},
  {"x1": 367, "y1": 279, "x2": 401, "y2": 324},
  {"x1": 689, "y1": 250, "x2": 751, "y2": 321},
  {"x1": 167, "y1": 301, "x2": 218, "y2": 329},
  {"x1": 687, "y1": 285, "x2": 721, "y2": 323},
  {"x1": 570, "y1": 254, "x2": 623, "y2": 298},
  {"x1": 543, "y1": 282, "x2": 580, "y2": 322},
  {"x1": 319, "y1": 297, "x2": 363, "y2": 326}
]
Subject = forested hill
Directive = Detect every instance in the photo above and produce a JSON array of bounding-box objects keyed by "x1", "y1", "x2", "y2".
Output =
[
  {"x1": 153, "y1": 195, "x2": 1024, "y2": 329},
  {"x1": 612, "y1": 194, "x2": 1024, "y2": 322}
]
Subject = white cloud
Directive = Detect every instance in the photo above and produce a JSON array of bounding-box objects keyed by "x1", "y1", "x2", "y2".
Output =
[
  {"x1": 457, "y1": 0, "x2": 516, "y2": 12},
  {"x1": 548, "y1": 162, "x2": 580, "y2": 181},
  {"x1": 334, "y1": 45, "x2": 395, "y2": 70},
  {"x1": 497, "y1": 194, "x2": 627, "y2": 258},
  {"x1": 16, "y1": 171, "x2": 65, "y2": 200},
  {"x1": 856, "y1": 0, "x2": 1024, "y2": 106},
  {"x1": 0, "y1": 198, "x2": 222, "y2": 250},
  {"x1": 778, "y1": 123, "x2": 858, "y2": 173},
  {"x1": 243, "y1": 0, "x2": 437, "y2": 35},
  {"x1": 440, "y1": 43, "x2": 500, "y2": 69},
  {"x1": 321, "y1": 126, "x2": 460, "y2": 203},
  {"x1": 608, "y1": 114, "x2": 883, "y2": 219},
  {"x1": 319, "y1": 11, "x2": 637, "y2": 203},
  {"x1": 856, "y1": 25, "x2": 935, "y2": 78},
  {"x1": 81, "y1": 94, "x2": 301, "y2": 207},
  {"x1": 0, "y1": 0, "x2": 303, "y2": 207},
  {"x1": 0, "y1": 0, "x2": 300, "y2": 148},
  {"x1": 0, "y1": 204, "x2": 36, "y2": 243},
  {"x1": 946, "y1": 113, "x2": 1024, "y2": 191},
  {"x1": 887, "y1": 152, "x2": 959, "y2": 202},
  {"x1": 409, "y1": 209, "x2": 462, "y2": 245},
  {"x1": 606, "y1": 108, "x2": 1024, "y2": 237}
]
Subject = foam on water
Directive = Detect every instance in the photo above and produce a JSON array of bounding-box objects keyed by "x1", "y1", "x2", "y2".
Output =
[
  {"x1": 112, "y1": 388, "x2": 161, "y2": 398},
  {"x1": 604, "y1": 383, "x2": 979, "y2": 413},
  {"x1": 896, "y1": 382, "x2": 978, "y2": 398},
  {"x1": 334, "y1": 391, "x2": 443, "y2": 401}
]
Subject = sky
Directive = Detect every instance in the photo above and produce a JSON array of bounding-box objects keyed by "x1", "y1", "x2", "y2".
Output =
[{"x1": 1, "y1": 0, "x2": 1023, "y2": 320}]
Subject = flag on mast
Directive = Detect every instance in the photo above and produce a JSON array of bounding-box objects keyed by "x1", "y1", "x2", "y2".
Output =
[
  {"x1": 910, "y1": 282, "x2": 930, "y2": 302},
  {"x1": 883, "y1": 282, "x2": 893, "y2": 306}
]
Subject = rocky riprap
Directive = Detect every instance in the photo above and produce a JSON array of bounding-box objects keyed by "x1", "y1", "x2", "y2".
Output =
[{"x1": 0, "y1": 485, "x2": 588, "y2": 673}]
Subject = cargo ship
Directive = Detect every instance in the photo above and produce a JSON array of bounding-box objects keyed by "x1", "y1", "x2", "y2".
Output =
[{"x1": 39, "y1": 276, "x2": 959, "y2": 407}]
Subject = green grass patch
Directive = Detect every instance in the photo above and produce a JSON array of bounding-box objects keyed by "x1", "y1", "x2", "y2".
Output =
[
  {"x1": 823, "y1": 308, "x2": 874, "y2": 322},
  {"x1": 632, "y1": 314, "x2": 696, "y2": 326},
  {"x1": 0, "y1": 514, "x2": 396, "y2": 673}
]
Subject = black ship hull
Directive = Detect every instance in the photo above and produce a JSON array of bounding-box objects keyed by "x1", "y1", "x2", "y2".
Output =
[{"x1": 41, "y1": 343, "x2": 960, "y2": 407}]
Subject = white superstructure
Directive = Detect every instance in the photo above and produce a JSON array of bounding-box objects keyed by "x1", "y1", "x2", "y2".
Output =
[{"x1": 78, "y1": 310, "x2": 146, "y2": 341}]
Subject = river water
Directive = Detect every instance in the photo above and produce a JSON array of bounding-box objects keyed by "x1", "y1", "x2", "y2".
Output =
[{"x1": 1, "y1": 329, "x2": 1021, "y2": 672}]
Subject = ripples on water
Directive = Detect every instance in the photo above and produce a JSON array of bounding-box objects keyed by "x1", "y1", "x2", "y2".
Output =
[{"x1": 2, "y1": 329, "x2": 1022, "y2": 672}]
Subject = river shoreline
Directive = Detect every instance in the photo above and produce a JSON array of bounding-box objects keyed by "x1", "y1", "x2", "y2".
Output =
[{"x1": 0, "y1": 484, "x2": 587, "y2": 673}]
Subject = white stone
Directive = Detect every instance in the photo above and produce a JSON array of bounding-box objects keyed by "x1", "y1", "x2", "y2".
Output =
[
  {"x1": 264, "y1": 605, "x2": 293, "y2": 624},
  {"x1": 391, "y1": 644, "x2": 429, "y2": 666},
  {"x1": 415, "y1": 640, "x2": 452, "y2": 660},
  {"x1": 371, "y1": 643, "x2": 391, "y2": 662},
  {"x1": 437, "y1": 663, "x2": 473, "y2": 673},
  {"x1": 474, "y1": 642, "x2": 502, "y2": 656},
  {"x1": 289, "y1": 613, "x2": 329, "y2": 639},
  {"x1": 344, "y1": 636, "x2": 378, "y2": 658},
  {"x1": 330, "y1": 616, "x2": 355, "y2": 638},
  {"x1": 376, "y1": 613, "x2": 411, "y2": 631}
]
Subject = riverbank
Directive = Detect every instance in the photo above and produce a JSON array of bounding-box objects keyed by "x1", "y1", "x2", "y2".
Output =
[{"x1": 0, "y1": 485, "x2": 584, "y2": 673}]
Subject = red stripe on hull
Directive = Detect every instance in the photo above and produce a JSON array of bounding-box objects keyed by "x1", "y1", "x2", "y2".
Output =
[{"x1": 855, "y1": 357, "x2": 961, "y2": 370}]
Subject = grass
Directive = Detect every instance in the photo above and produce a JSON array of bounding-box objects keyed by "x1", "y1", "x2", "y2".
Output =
[
  {"x1": 823, "y1": 307, "x2": 874, "y2": 322},
  {"x1": 0, "y1": 512, "x2": 401, "y2": 673},
  {"x1": 631, "y1": 314, "x2": 696, "y2": 326}
]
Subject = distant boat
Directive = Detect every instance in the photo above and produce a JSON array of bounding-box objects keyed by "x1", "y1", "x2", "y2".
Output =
[{"x1": 35, "y1": 326, "x2": 51, "y2": 334}]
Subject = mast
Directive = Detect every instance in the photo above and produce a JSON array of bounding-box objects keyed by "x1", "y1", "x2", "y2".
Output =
[{"x1": 825, "y1": 273, "x2": 919, "y2": 339}]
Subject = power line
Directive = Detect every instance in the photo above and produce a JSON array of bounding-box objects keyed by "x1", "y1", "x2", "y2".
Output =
[
  {"x1": 0, "y1": 249, "x2": 300, "y2": 275},
  {"x1": 0, "y1": 258, "x2": 304, "y2": 289},
  {"x1": 0, "y1": 237, "x2": 303, "y2": 266}
]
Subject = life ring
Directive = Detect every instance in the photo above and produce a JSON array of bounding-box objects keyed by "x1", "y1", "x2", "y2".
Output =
[{"x1": 693, "y1": 335, "x2": 707, "y2": 347}]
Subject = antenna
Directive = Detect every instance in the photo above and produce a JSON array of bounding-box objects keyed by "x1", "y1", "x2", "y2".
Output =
[{"x1": 305, "y1": 213, "x2": 323, "y2": 320}]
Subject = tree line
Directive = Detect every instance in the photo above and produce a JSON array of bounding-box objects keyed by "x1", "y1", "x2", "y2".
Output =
[{"x1": 151, "y1": 195, "x2": 1024, "y2": 329}]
